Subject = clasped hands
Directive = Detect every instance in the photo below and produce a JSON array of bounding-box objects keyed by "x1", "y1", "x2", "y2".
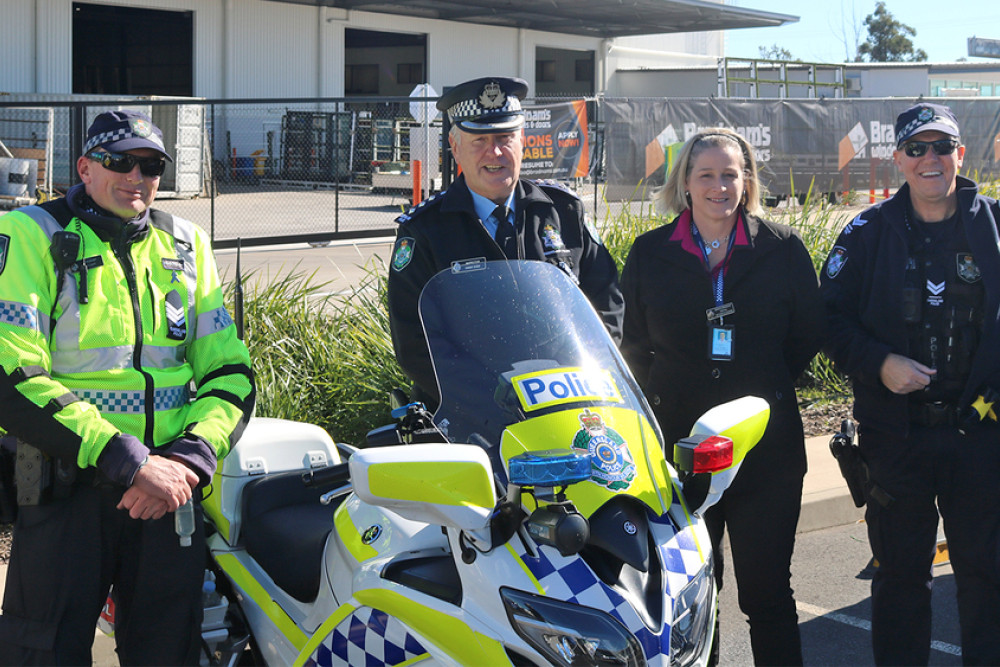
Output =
[{"x1": 117, "y1": 455, "x2": 199, "y2": 521}]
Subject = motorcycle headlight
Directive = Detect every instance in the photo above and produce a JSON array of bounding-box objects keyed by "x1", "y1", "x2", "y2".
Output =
[
  {"x1": 669, "y1": 559, "x2": 715, "y2": 667},
  {"x1": 501, "y1": 587, "x2": 646, "y2": 666}
]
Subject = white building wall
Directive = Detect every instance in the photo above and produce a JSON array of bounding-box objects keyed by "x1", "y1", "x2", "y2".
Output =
[{"x1": 0, "y1": 1, "x2": 624, "y2": 99}]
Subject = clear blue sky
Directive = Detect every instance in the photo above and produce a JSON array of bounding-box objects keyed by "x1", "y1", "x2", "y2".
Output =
[{"x1": 725, "y1": 0, "x2": 1000, "y2": 63}]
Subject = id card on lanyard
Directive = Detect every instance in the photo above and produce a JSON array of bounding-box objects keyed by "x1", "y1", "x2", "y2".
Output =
[{"x1": 692, "y1": 221, "x2": 736, "y2": 361}]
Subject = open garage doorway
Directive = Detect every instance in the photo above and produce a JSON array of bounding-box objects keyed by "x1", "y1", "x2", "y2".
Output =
[{"x1": 72, "y1": 3, "x2": 193, "y2": 96}]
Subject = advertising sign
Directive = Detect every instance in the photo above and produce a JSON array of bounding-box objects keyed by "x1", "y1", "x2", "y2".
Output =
[{"x1": 520, "y1": 100, "x2": 590, "y2": 180}]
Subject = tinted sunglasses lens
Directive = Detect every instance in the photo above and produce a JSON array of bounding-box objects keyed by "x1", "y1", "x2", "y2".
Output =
[
  {"x1": 138, "y1": 158, "x2": 166, "y2": 177},
  {"x1": 90, "y1": 152, "x2": 165, "y2": 177},
  {"x1": 903, "y1": 140, "x2": 958, "y2": 158}
]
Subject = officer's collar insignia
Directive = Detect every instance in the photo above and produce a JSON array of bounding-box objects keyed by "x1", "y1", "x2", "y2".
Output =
[
  {"x1": 0, "y1": 234, "x2": 9, "y2": 276},
  {"x1": 165, "y1": 289, "x2": 187, "y2": 340},
  {"x1": 957, "y1": 253, "x2": 981, "y2": 283},
  {"x1": 826, "y1": 246, "x2": 848, "y2": 278},
  {"x1": 479, "y1": 81, "x2": 506, "y2": 110},
  {"x1": 392, "y1": 237, "x2": 415, "y2": 272}
]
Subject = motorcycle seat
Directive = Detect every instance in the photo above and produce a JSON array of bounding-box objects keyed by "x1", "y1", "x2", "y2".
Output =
[{"x1": 241, "y1": 467, "x2": 347, "y2": 602}]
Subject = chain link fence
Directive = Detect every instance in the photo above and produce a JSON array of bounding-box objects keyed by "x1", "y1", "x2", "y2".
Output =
[{"x1": 0, "y1": 96, "x2": 609, "y2": 249}]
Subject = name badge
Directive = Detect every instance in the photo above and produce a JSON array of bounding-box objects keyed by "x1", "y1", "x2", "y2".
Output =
[
  {"x1": 706, "y1": 302, "x2": 735, "y2": 323},
  {"x1": 708, "y1": 325, "x2": 735, "y2": 361}
]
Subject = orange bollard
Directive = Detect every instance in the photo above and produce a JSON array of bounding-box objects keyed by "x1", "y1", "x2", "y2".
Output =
[
  {"x1": 412, "y1": 160, "x2": 422, "y2": 205},
  {"x1": 870, "y1": 189, "x2": 876, "y2": 203}
]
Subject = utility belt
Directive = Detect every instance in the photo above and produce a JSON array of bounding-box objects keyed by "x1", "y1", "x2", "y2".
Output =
[{"x1": 909, "y1": 401, "x2": 962, "y2": 428}]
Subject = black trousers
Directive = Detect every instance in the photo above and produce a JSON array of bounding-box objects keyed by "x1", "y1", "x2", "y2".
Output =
[
  {"x1": 861, "y1": 423, "x2": 1000, "y2": 666},
  {"x1": 0, "y1": 483, "x2": 205, "y2": 666},
  {"x1": 705, "y1": 476, "x2": 804, "y2": 666}
]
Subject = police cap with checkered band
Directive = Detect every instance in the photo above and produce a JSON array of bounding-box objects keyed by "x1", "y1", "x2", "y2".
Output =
[
  {"x1": 436, "y1": 77, "x2": 528, "y2": 134},
  {"x1": 894, "y1": 103, "x2": 961, "y2": 148},
  {"x1": 83, "y1": 109, "x2": 173, "y2": 161}
]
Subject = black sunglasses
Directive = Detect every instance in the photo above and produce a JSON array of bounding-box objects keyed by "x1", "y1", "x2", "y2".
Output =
[
  {"x1": 900, "y1": 139, "x2": 960, "y2": 158},
  {"x1": 86, "y1": 151, "x2": 166, "y2": 177}
]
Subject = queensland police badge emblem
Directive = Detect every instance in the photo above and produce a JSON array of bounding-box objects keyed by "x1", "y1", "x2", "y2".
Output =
[
  {"x1": 479, "y1": 81, "x2": 506, "y2": 110},
  {"x1": 572, "y1": 409, "x2": 636, "y2": 491},
  {"x1": 956, "y1": 253, "x2": 981, "y2": 283},
  {"x1": 392, "y1": 237, "x2": 414, "y2": 272},
  {"x1": 130, "y1": 117, "x2": 152, "y2": 137},
  {"x1": 826, "y1": 246, "x2": 848, "y2": 278},
  {"x1": 542, "y1": 225, "x2": 566, "y2": 252}
]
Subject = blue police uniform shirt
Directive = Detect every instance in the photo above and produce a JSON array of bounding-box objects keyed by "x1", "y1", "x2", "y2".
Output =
[{"x1": 470, "y1": 190, "x2": 515, "y2": 237}]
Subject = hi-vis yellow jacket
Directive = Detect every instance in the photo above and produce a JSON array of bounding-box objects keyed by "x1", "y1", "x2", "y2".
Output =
[{"x1": 0, "y1": 199, "x2": 254, "y2": 474}]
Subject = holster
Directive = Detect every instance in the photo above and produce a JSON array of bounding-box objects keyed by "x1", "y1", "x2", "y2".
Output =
[
  {"x1": 14, "y1": 440, "x2": 77, "y2": 506},
  {"x1": 828, "y1": 419, "x2": 868, "y2": 508}
]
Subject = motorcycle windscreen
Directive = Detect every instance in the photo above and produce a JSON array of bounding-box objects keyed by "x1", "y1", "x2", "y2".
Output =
[{"x1": 417, "y1": 260, "x2": 660, "y2": 459}]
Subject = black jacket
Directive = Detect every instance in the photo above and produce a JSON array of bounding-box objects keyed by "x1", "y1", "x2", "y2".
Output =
[
  {"x1": 820, "y1": 176, "x2": 1000, "y2": 434},
  {"x1": 621, "y1": 212, "x2": 824, "y2": 484},
  {"x1": 387, "y1": 175, "x2": 624, "y2": 404}
]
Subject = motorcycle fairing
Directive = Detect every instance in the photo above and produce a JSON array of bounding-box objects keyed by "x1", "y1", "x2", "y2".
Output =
[
  {"x1": 508, "y1": 512, "x2": 705, "y2": 665},
  {"x1": 299, "y1": 605, "x2": 428, "y2": 667},
  {"x1": 500, "y1": 406, "x2": 671, "y2": 518}
]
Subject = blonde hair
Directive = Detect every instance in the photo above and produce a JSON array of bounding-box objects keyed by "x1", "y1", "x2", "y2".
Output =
[{"x1": 656, "y1": 128, "x2": 764, "y2": 218}]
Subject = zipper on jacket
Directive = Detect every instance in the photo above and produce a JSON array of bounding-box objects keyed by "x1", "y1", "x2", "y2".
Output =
[{"x1": 113, "y1": 227, "x2": 157, "y2": 446}]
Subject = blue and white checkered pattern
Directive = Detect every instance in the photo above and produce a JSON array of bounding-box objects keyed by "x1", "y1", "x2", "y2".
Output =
[
  {"x1": 196, "y1": 306, "x2": 233, "y2": 338},
  {"x1": 305, "y1": 607, "x2": 427, "y2": 667},
  {"x1": 77, "y1": 385, "x2": 189, "y2": 414},
  {"x1": 447, "y1": 94, "x2": 521, "y2": 121},
  {"x1": 0, "y1": 300, "x2": 39, "y2": 331},
  {"x1": 517, "y1": 510, "x2": 706, "y2": 663},
  {"x1": 84, "y1": 126, "x2": 166, "y2": 154}
]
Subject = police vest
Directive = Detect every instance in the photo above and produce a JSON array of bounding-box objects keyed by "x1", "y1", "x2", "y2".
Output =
[
  {"x1": 0, "y1": 203, "x2": 251, "y2": 467},
  {"x1": 904, "y1": 214, "x2": 984, "y2": 402}
]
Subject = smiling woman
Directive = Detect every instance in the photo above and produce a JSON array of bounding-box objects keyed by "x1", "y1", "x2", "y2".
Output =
[{"x1": 619, "y1": 126, "x2": 825, "y2": 665}]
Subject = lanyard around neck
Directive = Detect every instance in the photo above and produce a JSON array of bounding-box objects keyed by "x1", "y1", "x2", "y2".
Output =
[{"x1": 690, "y1": 219, "x2": 736, "y2": 307}]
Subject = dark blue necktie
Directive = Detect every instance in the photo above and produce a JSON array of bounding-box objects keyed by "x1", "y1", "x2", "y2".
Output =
[{"x1": 492, "y1": 205, "x2": 516, "y2": 258}]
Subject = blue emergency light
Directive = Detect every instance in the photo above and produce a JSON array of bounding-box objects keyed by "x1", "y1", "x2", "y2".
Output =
[{"x1": 508, "y1": 449, "x2": 591, "y2": 487}]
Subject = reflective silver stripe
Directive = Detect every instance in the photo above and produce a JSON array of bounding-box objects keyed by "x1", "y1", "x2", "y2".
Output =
[
  {"x1": 14, "y1": 205, "x2": 85, "y2": 357},
  {"x1": 196, "y1": 306, "x2": 234, "y2": 339},
  {"x1": 74, "y1": 385, "x2": 190, "y2": 414},
  {"x1": 17, "y1": 205, "x2": 65, "y2": 240},
  {"x1": 152, "y1": 213, "x2": 199, "y2": 344},
  {"x1": 0, "y1": 299, "x2": 42, "y2": 332},
  {"x1": 51, "y1": 343, "x2": 187, "y2": 374}
]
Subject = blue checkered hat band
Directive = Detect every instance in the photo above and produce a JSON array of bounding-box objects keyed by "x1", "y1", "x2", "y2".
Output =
[
  {"x1": 448, "y1": 96, "x2": 522, "y2": 121},
  {"x1": 84, "y1": 127, "x2": 166, "y2": 154}
]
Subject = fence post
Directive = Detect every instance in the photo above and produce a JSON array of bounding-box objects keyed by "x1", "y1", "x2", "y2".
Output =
[{"x1": 412, "y1": 160, "x2": 422, "y2": 205}]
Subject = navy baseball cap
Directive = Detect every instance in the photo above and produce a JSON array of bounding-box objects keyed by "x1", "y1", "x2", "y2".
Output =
[
  {"x1": 436, "y1": 77, "x2": 528, "y2": 134},
  {"x1": 83, "y1": 110, "x2": 173, "y2": 161},
  {"x1": 895, "y1": 103, "x2": 961, "y2": 147}
]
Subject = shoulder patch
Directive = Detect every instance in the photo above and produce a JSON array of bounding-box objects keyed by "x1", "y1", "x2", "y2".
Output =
[
  {"x1": 0, "y1": 234, "x2": 8, "y2": 276},
  {"x1": 826, "y1": 245, "x2": 848, "y2": 279},
  {"x1": 392, "y1": 237, "x2": 415, "y2": 272},
  {"x1": 395, "y1": 191, "x2": 445, "y2": 225},
  {"x1": 533, "y1": 179, "x2": 581, "y2": 200}
]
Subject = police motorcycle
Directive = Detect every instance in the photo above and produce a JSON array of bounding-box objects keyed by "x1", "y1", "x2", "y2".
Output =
[{"x1": 194, "y1": 260, "x2": 770, "y2": 666}]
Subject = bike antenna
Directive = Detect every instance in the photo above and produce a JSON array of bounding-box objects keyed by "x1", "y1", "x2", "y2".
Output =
[{"x1": 234, "y1": 237, "x2": 245, "y2": 341}]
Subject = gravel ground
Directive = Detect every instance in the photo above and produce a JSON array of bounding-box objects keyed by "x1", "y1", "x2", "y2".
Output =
[{"x1": 0, "y1": 400, "x2": 853, "y2": 564}]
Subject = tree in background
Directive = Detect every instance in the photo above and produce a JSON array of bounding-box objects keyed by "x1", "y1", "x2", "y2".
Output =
[
  {"x1": 758, "y1": 44, "x2": 795, "y2": 61},
  {"x1": 856, "y1": 1, "x2": 928, "y2": 62}
]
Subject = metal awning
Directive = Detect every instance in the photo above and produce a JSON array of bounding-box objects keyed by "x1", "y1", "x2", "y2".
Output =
[{"x1": 266, "y1": 0, "x2": 797, "y2": 38}]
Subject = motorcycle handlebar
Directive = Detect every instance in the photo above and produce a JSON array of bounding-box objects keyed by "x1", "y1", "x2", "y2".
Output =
[{"x1": 301, "y1": 462, "x2": 350, "y2": 489}]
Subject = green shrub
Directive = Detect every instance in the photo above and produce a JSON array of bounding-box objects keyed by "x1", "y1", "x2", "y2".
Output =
[{"x1": 231, "y1": 258, "x2": 408, "y2": 445}]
